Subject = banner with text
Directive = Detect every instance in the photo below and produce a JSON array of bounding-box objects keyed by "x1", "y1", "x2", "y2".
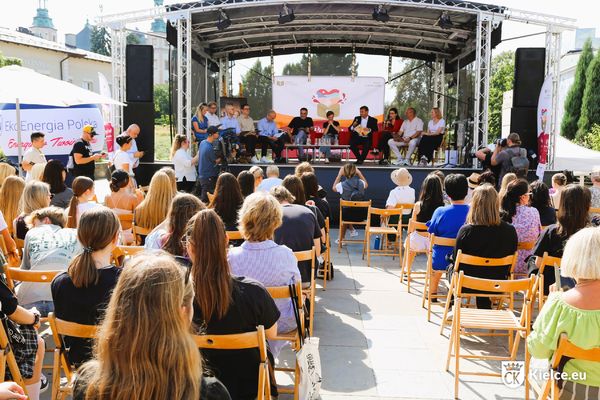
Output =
[
  {"x1": 272, "y1": 76, "x2": 385, "y2": 127},
  {"x1": 537, "y1": 74, "x2": 553, "y2": 165},
  {"x1": 0, "y1": 104, "x2": 105, "y2": 156}
]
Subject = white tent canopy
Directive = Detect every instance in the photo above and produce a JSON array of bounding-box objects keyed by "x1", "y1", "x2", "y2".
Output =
[{"x1": 554, "y1": 135, "x2": 600, "y2": 172}]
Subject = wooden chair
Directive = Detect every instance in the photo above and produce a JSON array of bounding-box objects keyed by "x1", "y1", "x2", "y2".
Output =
[
  {"x1": 226, "y1": 231, "x2": 243, "y2": 241},
  {"x1": 532, "y1": 333, "x2": 600, "y2": 400},
  {"x1": 0, "y1": 316, "x2": 28, "y2": 397},
  {"x1": 193, "y1": 326, "x2": 271, "y2": 400},
  {"x1": 207, "y1": 192, "x2": 215, "y2": 204},
  {"x1": 364, "y1": 207, "x2": 404, "y2": 268},
  {"x1": 117, "y1": 213, "x2": 134, "y2": 230},
  {"x1": 440, "y1": 251, "x2": 518, "y2": 335},
  {"x1": 421, "y1": 235, "x2": 456, "y2": 322},
  {"x1": 111, "y1": 245, "x2": 145, "y2": 266},
  {"x1": 267, "y1": 282, "x2": 304, "y2": 400},
  {"x1": 0, "y1": 236, "x2": 20, "y2": 267},
  {"x1": 13, "y1": 237, "x2": 25, "y2": 258},
  {"x1": 399, "y1": 219, "x2": 430, "y2": 293},
  {"x1": 322, "y1": 217, "x2": 332, "y2": 290},
  {"x1": 132, "y1": 223, "x2": 152, "y2": 246},
  {"x1": 48, "y1": 313, "x2": 98, "y2": 400},
  {"x1": 391, "y1": 202, "x2": 415, "y2": 233},
  {"x1": 294, "y1": 248, "x2": 316, "y2": 337},
  {"x1": 514, "y1": 241, "x2": 537, "y2": 279},
  {"x1": 445, "y1": 272, "x2": 536, "y2": 400},
  {"x1": 537, "y1": 252, "x2": 562, "y2": 309},
  {"x1": 337, "y1": 200, "x2": 371, "y2": 254},
  {"x1": 4, "y1": 267, "x2": 61, "y2": 293},
  {"x1": 139, "y1": 185, "x2": 150, "y2": 195},
  {"x1": 590, "y1": 206, "x2": 600, "y2": 215}
]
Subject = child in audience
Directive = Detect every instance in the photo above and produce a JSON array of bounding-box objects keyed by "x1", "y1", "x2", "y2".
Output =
[
  {"x1": 332, "y1": 163, "x2": 369, "y2": 242},
  {"x1": 530, "y1": 180, "x2": 557, "y2": 227},
  {"x1": 67, "y1": 177, "x2": 99, "y2": 228},
  {"x1": 52, "y1": 207, "x2": 121, "y2": 367},
  {"x1": 550, "y1": 172, "x2": 568, "y2": 210},
  {"x1": 14, "y1": 181, "x2": 51, "y2": 239},
  {"x1": 134, "y1": 170, "x2": 176, "y2": 233},
  {"x1": 208, "y1": 173, "x2": 244, "y2": 231},
  {"x1": 0, "y1": 176, "x2": 25, "y2": 235},
  {"x1": 73, "y1": 252, "x2": 230, "y2": 400},
  {"x1": 42, "y1": 160, "x2": 73, "y2": 208},
  {"x1": 386, "y1": 168, "x2": 415, "y2": 215},
  {"x1": 187, "y1": 209, "x2": 278, "y2": 400},
  {"x1": 237, "y1": 170, "x2": 255, "y2": 198}
]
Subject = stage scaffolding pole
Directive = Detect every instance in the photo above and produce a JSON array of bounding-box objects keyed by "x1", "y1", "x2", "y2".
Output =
[
  {"x1": 176, "y1": 12, "x2": 192, "y2": 141},
  {"x1": 473, "y1": 13, "x2": 493, "y2": 155},
  {"x1": 433, "y1": 57, "x2": 445, "y2": 117},
  {"x1": 545, "y1": 28, "x2": 562, "y2": 170},
  {"x1": 110, "y1": 27, "x2": 126, "y2": 134}
]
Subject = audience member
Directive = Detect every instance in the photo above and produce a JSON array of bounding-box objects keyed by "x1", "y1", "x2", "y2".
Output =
[
  {"x1": 551, "y1": 172, "x2": 568, "y2": 209},
  {"x1": 42, "y1": 160, "x2": 73, "y2": 208},
  {"x1": 134, "y1": 171, "x2": 176, "y2": 232},
  {"x1": 296, "y1": 162, "x2": 327, "y2": 198},
  {"x1": 18, "y1": 207, "x2": 80, "y2": 316},
  {"x1": 197, "y1": 126, "x2": 221, "y2": 203},
  {"x1": 332, "y1": 164, "x2": 369, "y2": 242},
  {"x1": 0, "y1": 382, "x2": 27, "y2": 400},
  {"x1": 478, "y1": 170, "x2": 496, "y2": 188},
  {"x1": 112, "y1": 135, "x2": 136, "y2": 179},
  {"x1": 528, "y1": 227, "x2": 600, "y2": 398},
  {"x1": 208, "y1": 173, "x2": 243, "y2": 231},
  {"x1": 281, "y1": 175, "x2": 325, "y2": 234},
  {"x1": 15, "y1": 181, "x2": 51, "y2": 239},
  {"x1": 530, "y1": 180, "x2": 556, "y2": 227},
  {"x1": 0, "y1": 176, "x2": 25, "y2": 234},
  {"x1": 159, "y1": 166, "x2": 178, "y2": 193},
  {"x1": 427, "y1": 174, "x2": 470, "y2": 299},
  {"x1": 237, "y1": 170, "x2": 255, "y2": 198},
  {"x1": 465, "y1": 172, "x2": 480, "y2": 203},
  {"x1": 454, "y1": 184, "x2": 518, "y2": 309},
  {"x1": 591, "y1": 166, "x2": 600, "y2": 210},
  {"x1": 187, "y1": 209, "x2": 278, "y2": 400},
  {"x1": 533, "y1": 184, "x2": 591, "y2": 294},
  {"x1": 104, "y1": 170, "x2": 140, "y2": 233},
  {"x1": 67, "y1": 177, "x2": 99, "y2": 229},
  {"x1": 0, "y1": 162, "x2": 16, "y2": 189},
  {"x1": 500, "y1": 179, "x2": 541, "y2": 274},
  {"x1": 74, "y1": 252, "x2": 230, "y2": 400},
  {"x1": 171, "y1": 134, "x2": 199, "y2": 193},
  {"x1": 0, "y1": 210, "x2": 19, "y2": 266},
  {"x1": 498, "y1": 172, "x2": 517, "y2": 200},
  {"x1": 301, "y1": 172, "x2": 331, "y2": 220},
  {"x1": 413, "y1": 174, "x2": 445, "y2": 223},
  {"x1": 257, "y1": 165, "x2": 283, "y2": 192},
  {"x1": 386, "y1": 168, "x2": 415, "y2": 224},
  {"x1": 21, "y1": 132, "x2": 47, "y2": 182},
  {"x1": 29, "y1": 163, "x2": 46, "y2": 182},
  {"x1": 229, "y1": 192, "x2": 301, "y2": 355},
  {"x1": 248, "y1": 165, "x2": 264, "y2": 189},
  {"x1": 432, "y1": 170, "x2": 451, "y2": 204}
]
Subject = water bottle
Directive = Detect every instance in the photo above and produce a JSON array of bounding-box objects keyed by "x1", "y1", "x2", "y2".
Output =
[{"x1": 374, "y1": 235, "x2": 381, "y2": 250}]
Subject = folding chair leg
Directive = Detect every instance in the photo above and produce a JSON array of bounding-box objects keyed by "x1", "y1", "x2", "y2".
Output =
[
  {"x1": 440, "y1": 290, "x2": 453, "y2": 335},
  {"x1": 366, "y1": 231, "x2": 371, "y2": 267},
  {"x1": 445, "y1": 316, "x2": 455, "y2": 372},
  {"x1": 406, "y1": 252, "x2": 416, "y2": 293},
  {"x1": 338, "y1": 224, "x2": 343, "y2": 254},
  {"x1": 454, "y1": 316, "x2": 461, "y2": 399}
]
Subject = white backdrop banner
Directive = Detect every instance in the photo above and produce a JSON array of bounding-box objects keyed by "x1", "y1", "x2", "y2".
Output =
[
  {"x1": 537, "y1": 74, "x2": 553, "y2": 165},
  {"x1": 0, "y1": 105, "x2": 105, "y2": 156},
  {"x1": 272, "y1": 76, "x2": 385, "y2": 126}
]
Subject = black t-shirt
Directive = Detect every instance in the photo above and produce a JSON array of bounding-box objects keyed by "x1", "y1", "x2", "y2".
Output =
[
  {"x1": 288, "y1": 117, "x2": 314, "y2": 135},
  {"x1": 51, "y1": 266, "x2": 121, "y2": 366},
  {"x1": 0, "y1": 279, "x2": 18, "y2": 319},
  {"x1": 533, "y1": 224, "x2": 570, "y2": 293},
  {"x1": 70, "y1": 139, "x2": 95, "y2": 179},
  {"x1": 310, "y1": 195, "x2": 331, "y2": 220},
  {"x1": 455, "y1": 222, "x2": 518, "y2": 280},
  {"x1": 536, "y1": 206, "x2": 557, "y2": 227},
  {"x1": 274, "y1": 204, "x2": 321, "y2": 282},
  {"x1": 193, "y1": 277, "x2": 279, "y2": 400},
  {"x1": 322, "y1": 120, "x2": 340, "y2": 136}
]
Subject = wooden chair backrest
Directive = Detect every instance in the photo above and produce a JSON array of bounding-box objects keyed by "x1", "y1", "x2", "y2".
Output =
[
  {"x1": 0, "y1": 236, "x2": 8, "y2": 257},
  {"x1": 207, "y1": 192, "x2": 215, "y2": 204},
  {"x1": 456, "y1": 272, "x2": 535, "y2": 296},
  {"x1": 394, "y1": 203, "x2": 414, "y2": 215},
  {"x1": 0, "y1": 315, "x2": 27, "y2": 392},
  {"x1": 112, "y1": 246, "x2": 145, "y2": 266},
  {"x1": 368, "y1": 207, "x2": 404, "y2": 218},
  {"x1": 339, "y1": 199, "x2": 371, "y2": 208},
  {"x1": 139, "y1": 185, "x2": 150, "y2": 194},
  {"x1": 517, "y1": 241, "x2": 536, "y2": 251},
  {"x1": 132, "y1": 224, "x2": 153, "y2": 245},
  {"x1": 267, "y1": 283, "x2": 304, "y2": 331},
  {"x1": 13, "y1": 238, "x2": 24, "y2": 253},
  {"x1": 117, "y1": 213, "x2": 134, "y2": 225},
  {"x1": 407, "y1": 219, "x2": 428, "y2": 234},
  {"x1": 429, "y1": 234, "x2": 457, "y2": 249},
  {"x1": 4, "y1": 268, "x2": 61, "y2": 291},
  {"x1": 455, "y1": 250, "x2": 518, "y2": 271},
  {"x1": 590, "y1": 207, "x2": 600, "y2": 214},
  {"x1": 293, "y1": 248, "x2": 314, "y2": 262},
  {"x1": 226, "y1": 231, "x2": 243, "y2": 241},
  {"x1": 539, "y1": 252, "x2": 562, "y2": 275}
]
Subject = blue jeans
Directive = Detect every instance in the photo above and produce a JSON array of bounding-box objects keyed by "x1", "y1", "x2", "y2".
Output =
[
  {"x1": 23, "y1": 300, "x2": 54, "y2": 317},
  {"x1": 295, "y1": 129, "x2": 308, "y2": 158},
  {"x1": 319, "y1": 134, "x2": 336, "y2": 157}
]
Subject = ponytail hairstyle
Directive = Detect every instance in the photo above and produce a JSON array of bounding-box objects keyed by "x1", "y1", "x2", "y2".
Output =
[
  {"x1": 68, "y1": 207, "x2": 120, "y2": 288},
  {"x1": 500, "y1": 179, "x2": 529, "y2": 223},
  {"x1": 162, "y1": 194, "x2": 205, "y2": 256},
  {"x1": 170, "y1": 134, "x2": 188, "y2": 160},
  {"x1": 110, "y1": 169, "x2": 130, "y2": 193},
  {"x1": 67, "y1": 176, "x2": 94, "y2": 228}
]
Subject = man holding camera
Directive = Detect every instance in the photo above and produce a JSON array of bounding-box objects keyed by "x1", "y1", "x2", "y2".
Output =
[
  {"x1": 196, "y1": 126, "x2": 221, "y2": 203},
  {"x1": 490, "y1": 132, "x2": 528, "y2": 184}
]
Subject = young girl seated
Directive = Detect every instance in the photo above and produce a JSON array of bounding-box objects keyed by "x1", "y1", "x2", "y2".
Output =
[{"x1": 67, "y1": 177, "x2": 99, "y2": 228}]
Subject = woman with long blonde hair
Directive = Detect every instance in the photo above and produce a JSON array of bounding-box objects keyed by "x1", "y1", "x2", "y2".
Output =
[
  {"x1": 73, "y1": 252, "x2": 230, "y2": 400},
  {"x1": 192, "y1": 103, "x2": 209, "y2": 142},
  {"x1": 0, "y1": 162, "x2": 16, "y2": 189},
  {"x1": 0, "y1": 175, "x2": 25, "y2": 235},
  {"x1": 418, "y1": 107, "x2": 446, "y2": 165},
  {"x1": 14, "y1": 180, "x2": 51, "y2": 239},
  {"x1": 134, "y1": 171, "x2": 176, "y2": 231}
]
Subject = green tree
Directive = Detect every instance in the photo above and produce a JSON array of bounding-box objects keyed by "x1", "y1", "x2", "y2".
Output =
[
  {"x1": 154, "y1": 83, "x2": 170, "y2": 119},
  {"x1": 577, "y1": 123, "x2": 600, "y2": 151},
  {"x1": 389, "y1": 59, "x2": 431, "y2": 119},
  {"x1": 241, "y1": 60, "x2": 272, "y2": 119},
  {"x1": 561, "y1": 39, "x2": 593, "y2": 140},
  {"x1": 126, "y1": 33, "x2": 141, "y2": 45},
  {"x1": 282, "y1": 54, "x2": 354, "y2": 76},
  {"x1": 488, "y1": 51, "x2": 514, "y2": 140},
  {"x1": 0, "y1": 51, "x2": 22, "y2": 67},
  {"x1": 90, "y1": 26, "x2": 111, "y2": 56},
  {"x1": 578, "y1": 48, "x2": 600, "y2": 140}
]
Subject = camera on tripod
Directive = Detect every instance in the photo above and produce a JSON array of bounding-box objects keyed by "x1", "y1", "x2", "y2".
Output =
[{"x1": 495, "y1": 138, "x2": 508, "y2": 147}]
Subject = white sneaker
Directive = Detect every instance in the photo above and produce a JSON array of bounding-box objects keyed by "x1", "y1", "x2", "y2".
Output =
[
  {"x1": 251, "y1": 156, "x2": 260, "y2": 164},
  {"x1": 393, "y1": 159, "x2": 403, "y2": 166},
  {"x1": 350, "y1": 229, "x2": 359, "y2": 237},
  {"x1": 260, "y1": 156, "x2": 273, "y2": 164}
]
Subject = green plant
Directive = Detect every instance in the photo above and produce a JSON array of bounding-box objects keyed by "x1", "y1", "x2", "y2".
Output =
[
  {"x1": 488, "y1": 51, "x2": 514, "y2": 141},
  {"x1": 578, "y1": 47, "x2": 600, "y2": 139},
  {"x1": 562, "y1": 39, "x2": 593, "y2": 140},
  {"x1": 576, "y1": 123, "x2": 600, "y2": 151}
]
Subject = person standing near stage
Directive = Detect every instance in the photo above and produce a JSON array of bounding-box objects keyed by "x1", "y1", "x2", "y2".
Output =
[
  {"x1": 69, "y1": 125, "x2": 103, "y2": 180},
  {"x1": 418, "y1": 107, "x2": 446, "y2": 166},
  {"x1": 491, "y1": 132, "x2": 528, "y2": 184},
  {"x1": 191, "y1": 103, "x2": 209, "y2": 142},
  {"x1": 238, "y1": 103, "x2": 259, "y2": 163},
  {"x1": 286, "y1": 107, "x2": 314, "y2": 160},
  {"x1": 197, "y1": 126, "x2": 221, "y2": 203},
  {"x1": 206, "y1": 101, "x2": 221, "y2": 127},
  {"x1": 257, "y1": 110, "x2": 283, "y2": 163},
  {"x1": 22, "y1": 132, "x2": 47, "y2": 182},
  {"x1": 377, "y1": 108, "x2": 403, "y2": 165},
  {"x1": 319, "y1": 111, "x2": 341, "y2": 160},
  {"x1": 349, "y1": 105, "x2": 379, "y2": 165},
  {"x1": 388, "y1": 107, "x2": 423, "y2": 166},
  {"x1": 123, "y1": 124, "x2": 145, "y2": 170}
]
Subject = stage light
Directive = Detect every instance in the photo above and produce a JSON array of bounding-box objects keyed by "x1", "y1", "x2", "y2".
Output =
[
  {"x1": 278, "y1": 4, "x2": 295, "y2": 24},
  {"x1": 438, "y1": 11, "x2": 453, "y2": 30},
  {"x1": 216, "y1": 9, "x2": 231, "y2": 31},
  {"x1": 372, "y1": 5, "x2": 390, "y2": 23}
]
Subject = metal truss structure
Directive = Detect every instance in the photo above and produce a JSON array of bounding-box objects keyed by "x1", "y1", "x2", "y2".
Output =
[{"x1": 99, "y1": 0, "x2": 576, "y2": 168}]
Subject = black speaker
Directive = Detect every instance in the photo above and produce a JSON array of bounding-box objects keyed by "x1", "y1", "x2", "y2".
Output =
[
  {"x1": 513, "y1": 48, "x2": 545, "y2": 108},
  {"x1": 510, "y1": 107, "x2": 537, "y2": 152},
  {"x1": 126, "y1": 45, "x2": 154, "y2": 102},
  {"x1": 123, "y1": 101, "x2": 155, "y2": 163}
]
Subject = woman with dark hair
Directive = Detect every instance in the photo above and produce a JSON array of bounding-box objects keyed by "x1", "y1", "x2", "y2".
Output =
[
  {"x1": 530, "y1": 180, "x2": 556, "y2": 227},
  {"x1": 377, "y1": 107, "x2": 403, "y2": 165},
  {"x1": 237, "y1": 170, "x2": 255, "y2": 198},
  {"x1": 104, "y1": 170, "x2": 140, "y2": 233},
  {"x1": 209, "y1": 173, "x2": 244, "y2": 231},
  {"x1": 42, "y1": 160, "x2": 73, "y2": 208},
  {"x1": 500, "y1": 179, "x2": 541, "y2": 274},
  {"x1": 477, "y1": 170, "x2": 496, "y2": 188},
  {"x1": 187, "y1": 209, "x2": 279, "y2": 400},
  {"x1": 533, "y1": 184, "x2": 591, "y2": 293},
  {"x1": 281, "y1": 175, "x2": 325, "y2": 235},
  {"x1": 413, "y1": 174, "x2": 445, "y2": 223},
  {"x1": 301, "y1": 172, "x2": 330, "y2": 220},
  {"x1": 67, "y1": 177, "x2": 99, "y2": 228}
]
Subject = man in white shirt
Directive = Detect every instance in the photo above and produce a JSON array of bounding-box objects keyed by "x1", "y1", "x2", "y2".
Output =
[
  {"x1": 122, "y1": 124, "x2": 145, "y2": 168},
  {"x1": 206, "y1": 101, "x2": 221, "y2": 127},
  {"x1": 388, "y1": 107, "x2": 424, "y2": 165},
  {"x1": 21, "y1": 131, "x2": 47, "y2": 181}
]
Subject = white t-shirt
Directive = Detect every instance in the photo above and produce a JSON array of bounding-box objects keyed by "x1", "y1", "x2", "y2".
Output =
[
  {"x1": 22, "y1": 147, "x2": 47, "y2": 181},
  {"x1": 172, "y1": 148, "x2": 197, "y2": 182},
  {"x1": 118, "y1": 139, "x2": 139, "y2": 168},
  {"x1": 400, "y1": 118, "x2": 424, "y2": 138},
  {"x1": 385, "y1": 186, "x2": 416, "y2": 215},
  {"x1": 76, "y1": 202, "x2": 101, "y2": 225},
  {"x1": 428, "y1": 119, "x2": 446, "y2": 134},
  {"x1": 112, "y1": 150, "x2": 134, "y2": 175},
  {"x1": 0, "y1": 211, "x2": 7, "y2": 231}
]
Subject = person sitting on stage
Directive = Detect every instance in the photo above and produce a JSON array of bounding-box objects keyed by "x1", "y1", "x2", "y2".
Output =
[
  {"x1": 319, "y1": 111, "x2": 341, "y2": 161},
  {"x1": 257, "y1": 110, "x2": 284, "y2": 163},
  {"x1": 418, "y1": 107, "x2": 446, "y2": 166},
  {"x1": 205, "y1": 101, "x2": 221, "y2": 127},
  {"x1": 285, "y1": 107, "x2": 314, "y2": 160},
  {"x1": 220, "y1": 103, "x2": 242, "y2": 160},
  {"x1": 349, "y1": 105, "x2": 379, "y2": 165},
  {"x1": 377, "y1": 107, "x2": 403, "y2": 165},
  {"x1": 388, "y1": 107, "x2": 424, "y2": 166},
  {"x1": 237, "y1": 103, "x2": 259, "y2": 163},
  {"x1": 191, "y1": 103, "x2": 209, "y2": 142}
]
